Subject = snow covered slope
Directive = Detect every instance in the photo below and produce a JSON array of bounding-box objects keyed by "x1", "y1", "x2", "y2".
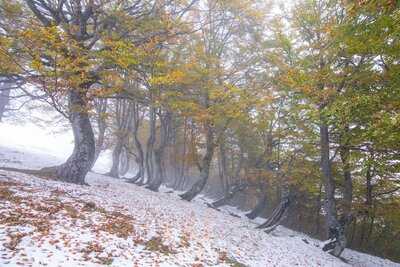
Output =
[{"x1": 0, "y1": 122, "x2": 399, "y2": 267}]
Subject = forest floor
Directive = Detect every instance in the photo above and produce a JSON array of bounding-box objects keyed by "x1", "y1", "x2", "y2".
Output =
[{"x1": 0, "y1": 122, "x2": 399, "y2": 267}]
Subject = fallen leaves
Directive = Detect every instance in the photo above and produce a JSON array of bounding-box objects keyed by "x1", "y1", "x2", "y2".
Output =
[
  {"x1": 96, "y1": 211, "x2": 135, "y2": 239},
  {"x1": 0, "y1": 169, "x2": 367, "y2": 267},
  {"x1": 4, "y1": 232, "x2": 28, "y2": 250},
  {"x1": 145, "y1": 236, "x2": 176, "y2": 255}
]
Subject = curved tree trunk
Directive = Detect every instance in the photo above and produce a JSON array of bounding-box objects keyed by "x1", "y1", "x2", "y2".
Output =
[
  {"x1": 129, "y1": 155, "x2": 144, "y2": 183},
  {"x1": 257, "y1": 195, "x2": 291, "y2": 232},
  {"x1": 92, "y1": 128, "x2": 105, "y2": 169},
  {"x1": 147, "y1": 147, "x2": 164, "y2": 191},
  {"x1": 107, "y1": 99, "x2": 133, "y2": 178},
  {"x1": 256, "y1": 152, "x2": 296, "y2": 232},
  {"x1": 147, "y1": 111, "x2": 171, "y2": 191},
  {"x1": 119, "y1": 146, "x2": 130, "y2": 176},
  {"x1": 55, "y1": 90, "x2": 95, "y2": 185},
  {"x1": 320, "y1": 117, "x2": 346, "y2": 257},
  {"x1": 212, "y1": 147, "x2": 244, "y2": 208},
  {"x1": 91, "y1": 98, "x2": 108, "y2": 170},
  {"x1": 131, "y1": 136, "x2": 145, "y2": 184},
  {"x1": 124, "y1": 102, "x2": 145, "y2": 184},
  {"x1": 246, "y1": 189, "x2": 268, "y2": 219},
  {"x1": 108, "y1": 137, "x2": 124, "y2": 178},
  {"x1": 212, "y1": 183, "x2": 247, "y2": 208},
  {"x1": 180, "y1": 125, "x2": 214, "y2": 201},
  {"x1": 144, "y1": 107, "x2": 156, "y2": 185},
  {"x1": 174, "y1": 118, "x2": 188, "y2": 190},
  {"x1": 0, "y1": 82, "x2": 11, "y2": 122}
]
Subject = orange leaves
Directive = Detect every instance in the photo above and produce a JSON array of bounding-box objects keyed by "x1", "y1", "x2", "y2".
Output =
[
  {"x1": 18, "y1": 25, "x2": 95, "y2": 95},
  {"x1": 94, "y1": 211, "x2": 136, "y2": 239},
  {"x1": 4, "y1": 232, "x2": 27, "y2": 250}
]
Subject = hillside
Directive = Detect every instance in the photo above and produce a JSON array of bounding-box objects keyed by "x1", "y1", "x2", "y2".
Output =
[{"x1": 0, "y1": 123, "x2": 398, "y2": 267}]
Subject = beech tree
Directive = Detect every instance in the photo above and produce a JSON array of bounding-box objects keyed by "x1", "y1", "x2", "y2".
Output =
[
  {"x1": 1, "y1": 0, "x2": 399, "y2": 261},
  {"x1": 0, "y1": 0, "x2": 193, "y2": 184}
]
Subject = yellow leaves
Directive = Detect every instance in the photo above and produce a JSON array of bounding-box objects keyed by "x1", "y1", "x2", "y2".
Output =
[
  {"x1": 21, "y1": 26, "x2": 69, "y2": 53},
  {"x1": 100, "y1": 39, "x2": 143, "y2": 69},
  {"x1": 30, "y1": 58, "x2": 43, "y2": 71},
  {"x1": 0, "y1": 1, "x2": 23, "y2": 18},
  {"x1": 150, "y1": 70, "x2": 186, "y2": 86},
  {"x1": 0, "y1": 36, "x2": 20, "y2": 74},
  {"x1": 16, "y1": 25, "x2": 99, "y2": 92},
  {"x1": 169, "y1": 99, "x2": 201, "y2": 116}
]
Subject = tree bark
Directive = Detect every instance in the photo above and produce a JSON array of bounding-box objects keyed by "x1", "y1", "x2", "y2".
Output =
[
  {"x1": 246, "y1": 189, "x2": 268, "y2": 219},
  {"x1": 314, "y1": 183, "x2": 323, "y2": 236},
  {"x1": 340, "y1": 125, "x2": 353, "y2": 219},
  {"x1": 108, "y1": 140, "x2": 123, "y2": 178},
  {"x1": 119, "y1": 146, "x2": 130, "y2": 176},
  {"x1": 107, "y1": 99, "x2": 133, "y2": 178},
  {"x1": 124, "y1": 102, "x2": 145, "y2": 183},
  {"x1": 246, "y1": 130, "x2": 274, "y2": 220},
  {"x1": 359, "y1": 161, "x2": 373, "y2": 248},
  {"x1": 175, "y1": 118, "x2": 188, "y2": 190},
  {"x1": 340, "y1": 145, "x2": 353, "y2": 218},
  {"x1": 0, "y1": 82, "x2": 11, "y2": 122},
  {"x1": 218, "y1": 141, "x2": 229, "y2": 195},
  {"x1": 320, "y1": 117, "x2": 346, "y2": 257},
  {"x1": 147, "y1": 111, "x2": 171, "y2": 191},
  {"x1": 55, "y1": 90, "x2": 95, "y2": 184},
  {"x1": 91, "y1": 98, "x2": 107, "y2": 169},
  {"x1": 180, "y1": 125, "x2": 215, "y2": 201},
  {"x1": 257, "y1": 195, "x2": 291, "y2": 232},
  {"x1": 144, "y1": 107, "x2": 156, "y2": 185},
  {"x1": 212, "y1": 183, "x2": 247, "y2": 208}
]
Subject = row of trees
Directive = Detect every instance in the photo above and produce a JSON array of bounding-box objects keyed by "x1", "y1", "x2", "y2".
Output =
[{"x1": 1, "y1": 0, "x2": 399, "y2": 261}]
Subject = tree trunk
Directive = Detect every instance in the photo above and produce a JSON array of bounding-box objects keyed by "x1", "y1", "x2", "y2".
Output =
[
  {"x1": 147, "y1": 111, "x2": 171, "y2": 191},
  {"x1": 342, "y1": 158, "x2": 352, "y2": 218},
  {"x1": 180, "y1": 125, "x2": 214, "y2": 201},
  {"x1": 212, "y1": 183, "x2": 247, "y2": 208},
  {"x1": 126, "y1": 102, "x2": 145, "y2": 184},
  {"x1": 246, "y1": 130, "x2": 274, "y2": 220},
  {"x1": 0, "y1": 82, "x2": 11, "y2": 122},
  {"x1": 119, "y1": 146, "x2": 130, "y2": 176},
  {"x1": 340, "y1": 125, "x2": 353, "y2": 219},
  {"x1": 55, "y1": 90, "x2": 95, "y2": 184},
  {"x1": 320, "y1": 118, "x2": 346, "y2": 257},
  {"x1": 92, "y1": 127, "x2": 105, "y2": 168},
  {"x1": 314, "y1": 183, "x2": 323, "y2": 236},
  {"x1": 107, "y1": 99, "x2": 133, "y2": 178},
  {"x1": 246, "y1": 189, "x2": 268, "y2": 219},
  {"x1": 108, "y1": 136, "x2": 124, "y2": 178},
  {"x1": 129, "y1": 152, "x2": 144, "y2": 183},
  {"x1": 144, "y1": 107, "x2": 156, "y2": 185},
  {"x1": 359, "y1": 162, "x2": 373, "y2": 248},
  {"x1": 91, "y1": 98, "x2": 107, "y2": 169},
  {"x1": 174, "y1": 118, "x2": 188, "y2": 190},
  {"x1": 218, "y1": 141, "x2": 229, "y2": 195},
  {"x1": 233, "y1": 148, "x2": 244, "y2": 183},
  {"x1": 257, "y1": 195, "x2": 291, "y2": 232}
]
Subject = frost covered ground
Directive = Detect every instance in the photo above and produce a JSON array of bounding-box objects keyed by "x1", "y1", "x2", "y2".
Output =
[{"x1": 0, "y1": 122, "x2": 399, "y2": 267}]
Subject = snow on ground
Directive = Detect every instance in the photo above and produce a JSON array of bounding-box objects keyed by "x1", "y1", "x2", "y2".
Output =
[
  {"x1": 0, "y1": 121, "x2": 112, "y2": 172},
  {"x1": 0, "y1": 122, "x2": 399, "y2": 267}
]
